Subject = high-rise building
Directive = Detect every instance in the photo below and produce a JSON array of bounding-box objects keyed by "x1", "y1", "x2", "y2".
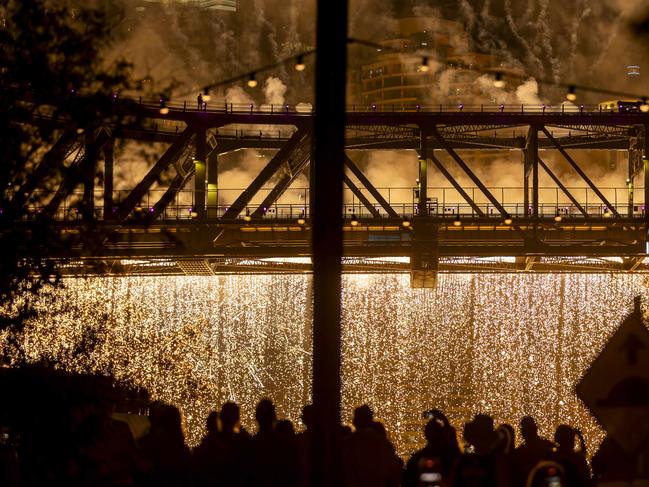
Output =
[{"x1": 353, "y1": 16, "x2": 519, "y2": 109}]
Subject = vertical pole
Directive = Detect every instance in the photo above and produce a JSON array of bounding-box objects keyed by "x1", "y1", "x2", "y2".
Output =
[
  {"x1": 629, "y1": 151, "x2": 634, "y2": 218},
  {"x1": 526, "y1": 125, "x2": 539, "y2": 219},
  {"x1": 524, "y1": 139, "x2": 530, "y2": 217},
  {"x1": 103, "y1": 138, "x2": 114, "y2": 220},
  {"x1": 532, "y1": 128, "x2": 539, "y2": 219},
  {"x1": 311, "y1": 1, "x2": 347, "y2": 486},
  {"x1": 82, "y1": 132, "x2": 95, "y2": 222},
  {"x1": 418, "y1": 132, "x2": 428, "y2": 216},
  {"x1": 207, "y1": 150, "x2": 218, "y2": 218},
  {"x1": 195, "y1": 128, "x2": 207, "y2": 219}
]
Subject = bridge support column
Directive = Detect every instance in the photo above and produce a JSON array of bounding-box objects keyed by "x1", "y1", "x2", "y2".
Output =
[
  {"x1": 411, "y1": 221, "x2": 438, "y2": 288},
  {"x1": 195, "y1": 129, "x2": 207, "y2": 219},
  {"x1": 525, "y1": 125, "x2": 538, "y2": 218},
  {"x1": 103, "y1": 139, "x2": 114, "y2": 220},
  {"x1": 82, "y1": 133, "x2": 96, "y2": 222},
  {"x1": 629, "y1": 125, "x2": 645, "y2": 217},
  {"x1": 207, "y1": 150, "x2": 218, "y2": 218},
  {"x1": 418, "y1": 132, "x2": 428, "y2": 216}
]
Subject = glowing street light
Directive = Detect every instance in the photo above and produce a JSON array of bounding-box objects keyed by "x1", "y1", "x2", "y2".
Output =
[
  {"x1": 295, "y1": 55, "x2": 306, "y2": 72},
  {"x1": 566, "y1": 86, "x2": 577, "y2": 102},
  {"x1": 641, "y1": 98, "x2": 649, "y2": 113},
  {"x1": 493, "y1": 72, "x2": 505, "y2": 89},
  {"x1": 419, "y1": 56, "x2": 430, "y2": 73},
  {"x1": 159, "y1": 99, "x2": 169, "y2": 115}
]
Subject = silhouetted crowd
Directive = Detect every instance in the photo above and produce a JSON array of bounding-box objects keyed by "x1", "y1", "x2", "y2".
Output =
[{"x1": 1, "y1": 397, "x2": 647, "y2": 486}]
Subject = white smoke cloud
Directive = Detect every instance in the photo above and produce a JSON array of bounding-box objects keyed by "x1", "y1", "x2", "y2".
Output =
[
  {"x1": 515, "y1": 79, "x2": 543, "y2": 105},
  {"x1": 225, "y1": 86, "x2": 255, "y2": 106},
  {"x1": 264, "y1": 76, "x2": 287, "y2": 106}
]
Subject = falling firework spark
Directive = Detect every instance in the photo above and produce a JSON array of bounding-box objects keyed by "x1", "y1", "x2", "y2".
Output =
[{"x1": 1, "y1": 273, "x2": 647, "y2": 458}]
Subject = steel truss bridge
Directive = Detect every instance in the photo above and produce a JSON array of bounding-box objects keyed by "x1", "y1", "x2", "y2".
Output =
[{"x1": 21, "y1": 102, "x2": 649, "y2": 285}]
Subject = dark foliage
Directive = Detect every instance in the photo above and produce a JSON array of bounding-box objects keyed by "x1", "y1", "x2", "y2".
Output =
[{"x1": 0, "y1": 0, "x2": 133, "y2": 331}]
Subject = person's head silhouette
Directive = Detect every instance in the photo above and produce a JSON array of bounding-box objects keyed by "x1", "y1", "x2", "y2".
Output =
[
  {"x1": 220, "y1": 402, "x2": 240, "y2": 432},
  {"x1": 520, "y1": 416, "x2": 539, "y2": 442},
  {"x1": 424, "y1": 418, "x2": 445, "y2": 445},
  {"x1": 255, "y1": 399, "x2": 276, "y2": 431},
  {"x1": 554, "y1": 424, "x2": 574, "y2": 450},
  {"x1": 352, "y1": 404, "x2": 373, "y2": 430}
]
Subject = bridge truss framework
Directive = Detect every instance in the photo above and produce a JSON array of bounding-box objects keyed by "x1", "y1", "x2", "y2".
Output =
[{"x1": 19, "y1": 104, "x2": 649, "y2": 284}]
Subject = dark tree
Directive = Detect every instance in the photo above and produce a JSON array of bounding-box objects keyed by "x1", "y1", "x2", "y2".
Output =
[{"x1": 0, "y1": 0, "x2": 134, "y2": 331}]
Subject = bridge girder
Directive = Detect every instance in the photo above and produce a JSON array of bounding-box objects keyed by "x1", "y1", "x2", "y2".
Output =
[{"x1": 12, "y1": 107, "x2": 649, "y2": 280}]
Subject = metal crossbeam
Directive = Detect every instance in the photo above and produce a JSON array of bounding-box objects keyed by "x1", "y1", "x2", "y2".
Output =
[
  {"x1": 42, "y1": 128, "x2": 111, "y2": 218},
  {"x1": 437, "y1": 124, "x2": 520, "y2": 136},
  {"x1": 222, "y1": 129, "x2": 306, "y2": 219},
  {"x1": 428, "y1": 151, "x2": 485, "y2": 216},
  {"x1": 343, "y1": 174, "x2": 380, "y2": 218},
  {"x1": 252, "y1": 134, "x2": 311, "y2": 218},
  {"x1": 343, "y1": 156, "x2": 398, "y2": 217},
  {"x1": 11, "y1": 130, "x2": 79, "y2": 214},
  {"x1": 538, "y1": 158, "x2": 588, "y2": 217},
  {"x1": 431, "y1": 128, "x2": 508, "y2": 216},
  {"x1": 148, "y1": 152, "x2": 196, "y2": 221},
  {"x1": 549, "y1": 124, "x2": 631, "y2": 137},
  {"x1": 541, "y1": 126, "x2": 621, "y2": 217},
  {"x1": 115, "y1": 127, "x2": 196, "y2": 220},
  {"x1": 346, "y1": 124, "x2": 419, "y2": 140}
]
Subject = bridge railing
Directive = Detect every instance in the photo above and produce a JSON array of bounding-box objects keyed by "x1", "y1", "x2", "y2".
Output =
[
  {"x1": 139, "y1": 97, "x2": 632, "y2": 115},
  {"x1": 16, "y1": 186, "x2": 644, "y2": 222}
]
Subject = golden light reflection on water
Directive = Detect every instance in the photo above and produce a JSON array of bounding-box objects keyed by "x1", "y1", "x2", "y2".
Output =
[{"x1": 1, "y1": 273, "x2": 646, "y2": 457}]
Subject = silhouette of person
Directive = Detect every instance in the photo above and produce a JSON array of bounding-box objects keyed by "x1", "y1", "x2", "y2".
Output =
[
  {"x1": 139, "y1": 403, "x2": 190, "y2": 487},
  {"x1": 404, "y1": 416, "x2": 460, "y2": 487},
  {"x1": 197, "y1": 93, "x2": 203, "y2": 110},
  {"x1": 295, "y1": 405, "x2": 313, "y2": 487},
  {"x1": 494, "y1": 423, "x2": 516, "y2": 454},
  {"x1": 512, "y1": 416, "x2": 554, "y2": 486},
  {"x1": 276, "y1": 419, "x2": 301, "y2": 485},
  {"x1": 551, "y1": 424, "x2": 591, "y2": 486},
  {"x1": 68, "y1": 400, "x2": 143, "y2": 486},
  {"x1": 371, "y1": 420, "x2": 403, "y2": 485},
  {"x1": 250, "y1": 398, "x2": 298, "y2": 487},
  {"x1": 451, "y1": 414, "x2": 505, "y2": 486},
  {"x1": 192, "y1": 410, "x2": 220, "y2": 486},
  {"x1": 342, "y1": 404, "x2": 399, "y2": 487},
  {"x1": 209, "y1": 401, "x2": 252, "y2": 487}
]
